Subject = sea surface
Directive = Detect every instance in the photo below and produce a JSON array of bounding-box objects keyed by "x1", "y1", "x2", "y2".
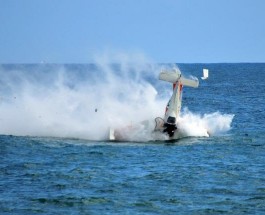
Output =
[{"x1": 1, "y1": 63, "x2": 265, "y2": 214}]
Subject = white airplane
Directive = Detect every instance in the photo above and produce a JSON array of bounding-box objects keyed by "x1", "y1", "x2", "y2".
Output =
[
  {"x1": 153, "y1": 68, "x2": 199, "y2": 139},
  {"x1": 110, "y1": 68, "x2": 208, "y2": 141}
]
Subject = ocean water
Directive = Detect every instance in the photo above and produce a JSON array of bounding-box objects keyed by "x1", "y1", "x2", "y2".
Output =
[{"x1": 0, "y1": 63, "x2": 265, "y2": 214}]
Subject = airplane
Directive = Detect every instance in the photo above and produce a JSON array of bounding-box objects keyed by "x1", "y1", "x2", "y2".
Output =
[{"x1": 109, "y1": 68, "x2": 208, "y2": 141}]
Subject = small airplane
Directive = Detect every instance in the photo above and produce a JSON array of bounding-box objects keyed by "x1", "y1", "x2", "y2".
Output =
[
  {"x1": 153, "y1": 68, "x2": 199, "y2": 139},
  {"x1": 109, "y1": 68, "x2": 208, "y2": 141}
]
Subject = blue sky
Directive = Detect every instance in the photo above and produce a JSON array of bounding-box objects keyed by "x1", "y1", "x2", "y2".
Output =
[{"x1": 0, "y1": 0, "x2": 264, "y2": 63}]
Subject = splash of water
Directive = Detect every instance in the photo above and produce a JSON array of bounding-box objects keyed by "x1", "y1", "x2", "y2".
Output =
[
  {"x1": 0, "y1": 55, "x2": 163, "y2": 140},
  {"x1": 177, "y1": 108, "x2": 234, "y2": 138},
  {"x1": 0, "y1": 54, "x2": 233, "y2": 141}
]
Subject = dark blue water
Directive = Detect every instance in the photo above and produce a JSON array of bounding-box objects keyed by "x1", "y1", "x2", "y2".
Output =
[{"x1": 1, "y1": 63, "x2": 265, "y2": 214}]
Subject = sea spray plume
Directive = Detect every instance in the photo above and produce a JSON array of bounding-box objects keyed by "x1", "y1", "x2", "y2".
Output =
[
  {"x1": 0, "y1": 60, "x2": 234, "y2": 141},
  {"x1": 0, "y1": 56, "x2": 167, "y2": 140}
]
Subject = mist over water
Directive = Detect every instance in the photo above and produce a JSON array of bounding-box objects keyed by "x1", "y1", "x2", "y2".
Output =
[{"x1": 0, "y1": 56, "x2": 233, "y2": 141}]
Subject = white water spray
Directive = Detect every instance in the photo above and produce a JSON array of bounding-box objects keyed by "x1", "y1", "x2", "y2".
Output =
[
  {"x1": 178, "y1": 108, "x2": 234, "y2": 138},
  {"x1": 0, "y1": 53, "x2": 233, "y2": 141}
]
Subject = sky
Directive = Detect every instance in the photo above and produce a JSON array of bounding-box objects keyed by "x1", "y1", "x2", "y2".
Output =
[{"x1": 0, "y1": 0, "x2": 265, "y2": 63}]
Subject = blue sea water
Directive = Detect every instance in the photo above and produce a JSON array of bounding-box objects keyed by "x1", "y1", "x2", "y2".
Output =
[{"x1": 0, "y1": 63, "x2": 265, "y2": 214}]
